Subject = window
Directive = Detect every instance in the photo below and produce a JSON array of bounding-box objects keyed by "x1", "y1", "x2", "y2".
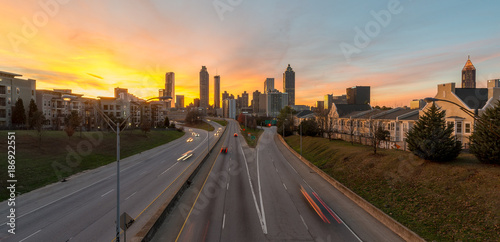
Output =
[
  {"x1": 0, "y1": 109, "x2": 5, "y2": 118},
  {"x1": 32, "y1": 90, "x2": 34, "y2": 95},
  {"x1": 104, "y1": 105, "x2": 108, "y2": 110},
  {"x1": 0, "y1": 97, "x2": 5, "y2": 106},
  {"x1": 110, "y1": 105, "x2": 114, "y2": 110},
  {"x1": 465, "y1": 123, "x2": 471, "y2": 134},
  {"x1": 456, "y1": 121, "x2": 462, "y2": 134},
  {"x1": 0, "y1": 86, "x2": 5, "y2": 94},
  {"x1": 116, "y1": 105, "x2": 121, "y2": 110}
]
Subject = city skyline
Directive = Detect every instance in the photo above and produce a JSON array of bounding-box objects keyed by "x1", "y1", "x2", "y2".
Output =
[{"x1": 1, "y1": 1, "x2": 500, "y2": 107}]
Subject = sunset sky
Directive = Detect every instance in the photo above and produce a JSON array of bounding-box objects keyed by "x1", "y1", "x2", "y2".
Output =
[{"x1": 2, "y1": 0, "x2": 500, "y2": 107}]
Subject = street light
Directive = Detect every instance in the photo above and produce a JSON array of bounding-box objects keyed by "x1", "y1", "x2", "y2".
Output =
[
  {"x1": 300, "y1": 122, "x2": 302, "y2": 158},
  {"x1": 95, "y1": 95, "x2": 170, "y2": 242},
  {"x1": 423, "y1": 97, "x2": 500, "y2": 138}
]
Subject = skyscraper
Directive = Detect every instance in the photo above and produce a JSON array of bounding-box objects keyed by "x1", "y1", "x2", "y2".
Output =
[
  {"x1": 165, "y1": 72, "x2": 175, "y2": 108},
  {"x1": 252, "y1": 90, "x2": 261, "y2": 114},
  {"x1": 222, "y1": 91, "x2": 230, "y2": 101},
  {"x1": 241, "y1": 91, "x2": 249, "y2": 108},
  {"x1": 283, "y1": 64, "x2": 295, "y2": 105},
  {"x1": 462, "y1": 56, "x2": 476, "y2": 88},
  {"x1": 214, "y1": 75, "x2": 220, "y2": 109},
  {"x1": 199, "y1": 66, "x2": 209, "y2": 108},
  {"x1": 324, "y1": 94, "x2": 333, "y2": 111},
  {"x1": 264, "y1": 78, "x2": 274, "y2": 93},
  {"x1": 175, "y1": 95, "x2": 184, "y2": 108},
  {"x1": 346, "y1": 86, "x2": 370, "y2": 105}
]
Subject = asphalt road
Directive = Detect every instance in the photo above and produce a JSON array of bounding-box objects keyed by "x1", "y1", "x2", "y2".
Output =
[
  {"x1": 166, "y1": 121, "x2": 404, "y2": 242},
  {"x1": 0, "y1": 123, "x2": 222, "y2": 242}
]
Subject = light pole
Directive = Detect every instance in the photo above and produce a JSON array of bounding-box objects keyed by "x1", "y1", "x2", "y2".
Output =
[
  {"x1": 424, "y1": 97, "x2": 500, "y2": 138},
  {"x1": 300, "y1": 122, "x2": 302, "y2": 157},
  {"x1": 85, "y1": 95, "x2": 170, "y2": 242}
]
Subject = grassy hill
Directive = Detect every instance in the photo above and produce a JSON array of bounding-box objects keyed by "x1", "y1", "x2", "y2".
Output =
[{"x1": 285, "y1": 135, "x2": 500, "y2": 241}]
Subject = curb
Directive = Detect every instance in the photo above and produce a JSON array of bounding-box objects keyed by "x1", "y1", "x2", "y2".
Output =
[
  {"x1": 133, "y1": 126, "x2": 228, "y2": 242},
  {"x1": 277, "y1": 135, "x2": 424, "y2": 242}
]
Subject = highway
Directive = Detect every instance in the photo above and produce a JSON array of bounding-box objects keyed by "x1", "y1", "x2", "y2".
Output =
[
  {"x1": 0, "y1": 122, "x2": 223, "y2": 242},
  {"x1": 160, "y1": 120, "x2": 404, "y2": 241}
]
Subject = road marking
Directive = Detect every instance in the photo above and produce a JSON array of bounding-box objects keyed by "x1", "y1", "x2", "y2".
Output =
[
  {"x1": 256, "y1": 148, "x2": 267, "y2": 234},
  {"x1": 160, "y1": 162, "x2": 178, "y2": 176},
  {"x1": 139, "y1": 170, "x2": 148, "y2": 176},
  {"x1": 19, "y1": 229, "x2": 41, "y2": 242},
  {"x1": 240, "y1": 144, "x2": 267, "y2": 234},
  {"x1": 283, "y1": 183, "x2": 287, "y2": 190},
  {"x1": 101, "y1": 189, "x2": 114, "y2": 197},
  {"x1": 299, "y1": 215, "x2": 308, "y2": 230},
  {"x1": 227, "y1": 183, "x2": 229, "y2": 190},
  {"x1": 125, "y1": 191, "x2": 137, "y2": 200},
  {"x1": 222, "y1": 213, "x2": 226, "y2": 229}
]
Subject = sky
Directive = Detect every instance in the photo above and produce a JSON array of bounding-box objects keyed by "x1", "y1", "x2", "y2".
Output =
[{"x1": 1, "y1": 0, "x2": 500, "y2": 107}]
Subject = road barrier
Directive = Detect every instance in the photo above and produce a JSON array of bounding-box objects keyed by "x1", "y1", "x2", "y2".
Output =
[
  {"x1": 134, "y1": 125, "x2": 228, "y2": 242},
  {"x1": 277, "y1": 134, "x2": 424, "y2": 242}
]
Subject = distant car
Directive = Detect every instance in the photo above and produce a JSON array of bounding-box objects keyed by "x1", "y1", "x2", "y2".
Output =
[
  {"x1": 195, "y1": 133, "x2": 200, "y2": 137},
  {"x1": 234, "y1": 133, "x2": 238, "y2": 137},
  {"x1": 177, "y1": 150, "x2": 194, "y2": 161},
  {"x1": 186, "y1": 138, "x2": 193, "y2": 142},
  {"x1": 220, "y1": 147, "x2": 228, "y2": 153}
]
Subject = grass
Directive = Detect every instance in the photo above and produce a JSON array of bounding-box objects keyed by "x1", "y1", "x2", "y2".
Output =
[
  {"x1": 240, "y1": 125, "x2": 264, "y2": 148},
  {"x1": 0, "y1": 129, "x2": 184, "y2": 201},
  {"x1": 285, "y1": 135, "x2": 500, "y2": 241},
  {"x1": 213, "y1": 119, "x2": 227, "y2": 126},
  {"x1": 183, "y1": 121, "x2": 215, "y2": 131}
]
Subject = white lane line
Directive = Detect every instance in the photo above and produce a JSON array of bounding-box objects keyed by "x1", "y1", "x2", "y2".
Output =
[
  {"x1": 299, "y1": 215, "x2": 308, "y2": 230},
  {"x1": 139, "y1": 170, "x2": 148, "y2": 176},
  {"x1": 160, "y1": 162, "x2": 178, "y2": 176},
  {"x1": 222, "y1": 213, "x2": 226, "y2": 229},
  {"x1": 283, "y1": 183, "x2": 287, "y2": 190},
  {"x1": 256, "y1": 148, "x2": 267, "y2": 234},
  {"x1": 275, "y1": 168, "x2": 278, "y2": 173},
  {"x1": 19, "y1": 229, "x2": 41, "y2": 242},
  {"x1": 101, "y1": 189, "x2": 114, "y2": 197},
  {"x1": 240, "y1": 145, "x2": 267, "y2": 234},
  {"x1": 17, "y1": 175, "x2": 110, "y2": 219},
  {"x1": 125, "y1": 191, "x2": 137, "y2": 200},
  {"x1": 227, "y1": 183, "x2": 229, "y2": 190}
]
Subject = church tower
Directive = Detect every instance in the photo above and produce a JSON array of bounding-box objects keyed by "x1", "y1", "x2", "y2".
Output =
[{"x1": 462, "y1": 56, "x2": 476, "y2": 88}]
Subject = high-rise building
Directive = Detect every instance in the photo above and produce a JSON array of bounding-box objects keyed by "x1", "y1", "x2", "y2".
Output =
[
  {"x1": 324, "y1": 94, "x2": 333, "y2": 111},
  {"x1": 266, "y1": 90, "x2": 288, "y2": 117},
  {"x1": 176, "y1": 95, "x2": 184, "y2": 108},
  {"x1": 264, "y1": 78, "x2": 274, "y2": 93},
  {"x1": 346, "y1": 86, "x2": 370, "y2": 105},
  {"x1": 165, "y1": 72, "x2": 175, "y2": 107},
  {"x1": 241, "y1": 91, "x2": 249, "y2": 108},
  {"x1": 283, "y1": 64, "x2": 295, "y2": 105},
  {"x1": 214, "y1": 75, "x2": 220, "y2": 109},
  {"x1": 316, "y1": 101, "x2": 324, "y2": 112},
  {"x1": 193, "y1": 98, "x2": 200, "y2": 107},
  {"x1": 199, "y1": 66, "x2": 209, "y2": 108},
  {"x1": 223, "y1": 99, "x2": 236, "y2": 119},
  {"x1": 252, "y1": 90, "x2": 261, "y2": 114},
  {"x1": 462, "y1": 56, "x2": 476, "y2": 88},
  {"x1": 222, "y1": 91, "x2": 229, "y2": 101}
]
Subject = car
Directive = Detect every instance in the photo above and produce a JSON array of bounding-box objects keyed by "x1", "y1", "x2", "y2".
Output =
[
  {"x1": 220, "y1": 147, "x2": 228, "y2": 153},
  {"x1": 177, "y1": 150, "x2": 194, "y2": 161},
  {"x1": 234, "y1": 133, "x2": 238, "y2": 137},
  {"x1": 186, "y1": 138, "x2": 193, "y2": 142},
  {"x1": 195, "y1": 133, "x2": 200, "y2": 137}
]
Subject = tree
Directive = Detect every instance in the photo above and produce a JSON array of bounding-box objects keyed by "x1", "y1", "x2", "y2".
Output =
[
  {"x1": 277, "y1": 106, "x2": 296, "y2": 137},
  {"x1": 372, "y1": 125, "x2": 390, "y2": 154},
  {"x1": 64, "y1": 111, "x2": 81, "y2": 139},
  {"x1": 469, "y1": 100, "x2": 500, "y2": 164},
  {"x1": 32, "y1": 111, "x2": 46, "y2": 147},
  {"x1": 28, "y1": 99, "x2": 38, "y2": 129},
  {"x1": 301, "y1": 119, "x2": 320, "y2": 136},
  {"x1": 12, "y1": 98, "x2": 26, "y2": 128},
  {"x1": 406, "y1": 103, "x2": 462, "y2": 162},
  {"x1": 140, "y1": 115, "x2": 152, "y2": 134},
  {"x1": 185, "y1": 110, "x2": 202, "y2": 125},
  {"x1": 237, "y1": 113, "x2": 245, "y2": 125},
  {"x1": 164, "y1": 116, "x2": 170, "y2": 128},
  {"x1": 315, "y1": 109, "x2": 329, "y2": 138}
]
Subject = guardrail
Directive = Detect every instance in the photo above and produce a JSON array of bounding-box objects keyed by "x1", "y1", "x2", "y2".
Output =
[
  {"x1": 135, "y1": 125, "x2": 228, "y2": 242},
  {"x1": 276, "y1": 134, "x2": 424, "y2": 242}
]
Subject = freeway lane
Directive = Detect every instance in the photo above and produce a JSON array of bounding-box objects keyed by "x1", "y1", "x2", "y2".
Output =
[
  {"x1": 0, "y1": 123, "x2": 223, "y2": 242},
  {"x1": 168, "y1": 122, "x2": 403, "y2": 241}
]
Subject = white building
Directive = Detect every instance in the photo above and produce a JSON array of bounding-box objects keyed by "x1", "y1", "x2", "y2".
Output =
[{"x1": 0, "y1": 71, "x2": 36, "y2": 127}]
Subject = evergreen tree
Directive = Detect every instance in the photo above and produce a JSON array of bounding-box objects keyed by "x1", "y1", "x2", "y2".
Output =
[
  {"x1": 12, "y1": 98, "x2": 26, "y2": 128},
  {"x1": 164, "y1": 116, "x2": 170, "y2": 127},
  {"x1": 406, "y1": 103, "x2": 462, "y2": 162},
  {"x1": 28, "y1": 99, "x2": 38, "y2": 129},
  {"x1": 469, "y1": 100, "x2": 500, "y2": 164}
]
